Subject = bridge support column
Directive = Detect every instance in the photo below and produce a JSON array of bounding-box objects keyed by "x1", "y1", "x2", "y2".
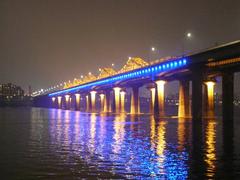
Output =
[
  {"x1": 51, "y1": 97, "x2": 56, "y2": 108},
  {"x1": 222, "y1": 72, "x2": 234, "y2": 123},
  {"x1": 113, "y1": 87, "x2": 121, "y2": 113},
  {"x1": 148, "y1": 87, "x2": 156, "y2": 114},
  {"x1": 57, "y1": 96, "x2": 62, "y2": 109},
  {"x1": 120, "y1": 90, "x2": 126, "y2": 113},
  {"x1": 178, "y1": 80, "x2": 190, "y2": 118},
  {"x1": 65, "y1": 95, "x2": 70, "y2": 110},
  {"x1": 205, "y1": 81, "x2": 215, "y2": 117},
  {"x1": 86, "y1": 94, "x2": 90, "y2": 112},
  {"x1": 192, "y1": 72, "x2": 203, "y2": 121},
  {"x1": 154, "y1": 80, "x2": 166, "y2": 117},
  {"x1": 69, "y1": 96, "x2": 72, "y2": 109},
  {"x1": 130, "y1": 85, "x2": 140, "y2": 114},
  {"x1": 99, "y1": 93, "x2": 105, "y2": 112},
  {"x1": 104, "y1": 90, "x2": 112, "y2": 112},
  {"x1": 90, "y1": 91, "x2": 97, "y2": 112},
  {"x1": 75, "y1": 93, "x2": 81, "y2": 110}
]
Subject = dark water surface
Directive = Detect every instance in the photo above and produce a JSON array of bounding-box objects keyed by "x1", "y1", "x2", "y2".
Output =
[{"x1": 0, "y1": 107, "x2": 240, "y2": 179}]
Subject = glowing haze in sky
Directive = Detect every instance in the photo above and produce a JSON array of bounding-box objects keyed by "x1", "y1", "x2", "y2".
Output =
[{"x1": 0, "y1": 0, "x2": 239, "y2": 93}]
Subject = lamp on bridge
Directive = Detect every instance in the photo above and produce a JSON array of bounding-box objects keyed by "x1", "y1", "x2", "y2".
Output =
[
  {"x1": 205, "y1": 81, "x2": 216, "y2": 117},
  {"x1": 99, "y1": 93, "x2": 105, "y2": 112},
  {"x1": 182, "y1": 32, "x2": 192, "y2": 56},
  {"x1": 90, "y1": 91, "x2": 97, "y2": 112},
  {"x1": 113, "y1": 87, "x2": 121, "y2": 113},
  {"x1": 187, "y1": 32, "x2": 192, "y2": 38},
  {"x1": 65, "y1": 95, "x2": 70, "y2": 110},
  {"x1": 75, "y1": 93, "x2": 80, "y2": 110},
  {"x1": 57, "y1": 96, "x2": 62, "y2": 109},
  {"x1": 149, "y1": 46, "x2": 157, "y2": 62}
]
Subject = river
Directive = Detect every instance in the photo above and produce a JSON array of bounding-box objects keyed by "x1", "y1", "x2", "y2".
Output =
[{"x1": 0, "y1": 107, "x2": 239, "y2": 179}]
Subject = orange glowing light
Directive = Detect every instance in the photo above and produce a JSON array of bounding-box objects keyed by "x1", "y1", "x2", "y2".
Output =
[
  {"x1": 113, "y1": 87, "x2": 121, "y2": 113},
  {"x1": 155, "y1": 80, "x2": 166, "y2": 116},
  {"x1": 120, "y1": 91, "x2": 126, "y2": 113},
  {"x1": 99, "y1": 94, "x2": 105, "y2": 111},
  {"x1": 90, "y1": 91, "x2": 97, "y2": 112},
  {"x1": 52, "y1": 97, "x2": 56, "y2": 102},
  {"x1": 57, "y1": 96, "x2": 62, "y2": 108},
  {"x1": 205, "y1": 81, "x2": 215, "y2": 117},
  {"x1": 150, "y1": 88, "x2": 155, "y2": 113},
  {"x1": 75, "y1": 93, "x2": 80, "y2": 109},
  {"x1": 65, "y1": 95, "x2": 70, "y2": 102}
]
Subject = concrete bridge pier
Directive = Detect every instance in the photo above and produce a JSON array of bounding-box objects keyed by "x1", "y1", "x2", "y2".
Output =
[
  {"x1": 64, "y1": 95, "x2": 70, "y2": 110},
  {"x1": 75, "y1": 93, "x2": 81, "y2": 110},
  {"x1": 204, "y1": 81, "x2": 215, "y2": 117},
  {"x1": 104, "y1": 90, "x2": 112, "y2": 112},
  {"x1": 51, "y1": 97, "x2": 56, "y2": 108},
  {"x1": 99, "y1": 93, "x2": 105, "y2": 112},
  {"x1": 86, "y1": 94, "x2": 90, "y2": 112},
  {"x1": 90, "y1": 91, "x2": 97, "y2": 112},
  {"x1": 130, "y1": 85, "x2": 141, "y2": 114},
  {"x1": 57, "y1": 96, "x2": 62, "y2": 109},
  {"x1": 70, "y1": 96, "x2": 73, "y2": 109},
  {"x1": 120, "y1": 90, "x2": 126, "y2": 113},
  {"x1": 178, "y1": 80, "x2": 190, "y2": 118},
  {"x1": 113, "y1": 87, "x2": 121, "y2": 113},
  {"x1": 154, "y1": 80, "x2": 166, "y2": 117},
  {"x1": 147, "y1": 85, "x2": 156, "y2": 114},
  {"x1": 222, "y1": 72, "x2": 234, "y2": 123}
]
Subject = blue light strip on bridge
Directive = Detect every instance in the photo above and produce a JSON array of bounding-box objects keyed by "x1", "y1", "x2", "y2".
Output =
[{"x1": 49, "y1": 58, "x2": 187, "y2": 97}]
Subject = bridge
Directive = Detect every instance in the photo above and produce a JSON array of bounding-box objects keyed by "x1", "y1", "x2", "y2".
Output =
[{"x1": 34, "y1": 40, "x2": 240, "y2": 121}]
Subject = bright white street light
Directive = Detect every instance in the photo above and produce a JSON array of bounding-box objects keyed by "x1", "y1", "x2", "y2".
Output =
[
  {"x1": 187, "y1": 32, "x2": 192, "y2": 38},
  {"x1": 151, "y1": 47, "x2": 156, "y2": 51},
  {"x1": 128, "y1": 56, "x2": 132, "y2": 60},
  {"x1": 111, "y1": 63, "x2": 114, "y2": 67}
]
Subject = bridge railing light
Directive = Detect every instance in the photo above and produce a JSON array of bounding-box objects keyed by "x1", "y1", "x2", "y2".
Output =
[
  {"x1": 49, "y1": 58, "x2": 188, "y2": 97},
  {"x1": 183, "y1": 59, "x2": 187, "y2": 65}
]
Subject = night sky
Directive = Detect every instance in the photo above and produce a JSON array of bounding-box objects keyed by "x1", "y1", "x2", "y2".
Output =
[{"x1": 0, "y1": 0, "x2": 239, "y2": 94}]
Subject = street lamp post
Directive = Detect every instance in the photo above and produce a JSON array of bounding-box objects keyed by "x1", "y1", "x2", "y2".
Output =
[
  {"x1": 182, "y1": 32, "x2": 192, "y2": 57},
  {"x1": 149, "y1": 46, "x2": 157, "y2": 63}
]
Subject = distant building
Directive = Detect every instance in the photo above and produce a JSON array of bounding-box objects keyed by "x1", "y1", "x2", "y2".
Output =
[{"x1": 0, "y1": 83, "x2": 31, "y2": 106}]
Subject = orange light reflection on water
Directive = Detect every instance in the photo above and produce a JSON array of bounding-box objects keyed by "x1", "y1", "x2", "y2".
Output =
[{"x1": 205, "y1": 119, "x2": 217, "y2": 177}]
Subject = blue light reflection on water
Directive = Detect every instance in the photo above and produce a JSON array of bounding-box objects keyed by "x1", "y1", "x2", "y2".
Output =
[{"x1": 49, "y1": 109, "x2": 189, "y2": 179}]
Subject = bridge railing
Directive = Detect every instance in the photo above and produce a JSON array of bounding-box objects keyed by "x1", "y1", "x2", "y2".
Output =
[{"x1": 48, "y1": 58, "x2": 187, "y2": 97}]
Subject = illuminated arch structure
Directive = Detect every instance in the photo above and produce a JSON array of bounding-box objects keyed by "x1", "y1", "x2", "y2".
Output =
[{"x1": 34, "y1": 40, "x2": 240, "y2": 121}]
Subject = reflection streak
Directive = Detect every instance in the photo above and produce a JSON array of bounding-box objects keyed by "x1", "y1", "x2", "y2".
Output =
[
  {"x1": 47, "y1": 109, "x2": 189, "y2": 179},
  {"x1": 205, "y1": 120, "x2": 217, "y2": 177},
  {"x1": 156, "y1": 121, "x2": 166, "y2": 174},
  {"x1": 113, "y1": 114, "x2": 126, "y2": 154}
]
